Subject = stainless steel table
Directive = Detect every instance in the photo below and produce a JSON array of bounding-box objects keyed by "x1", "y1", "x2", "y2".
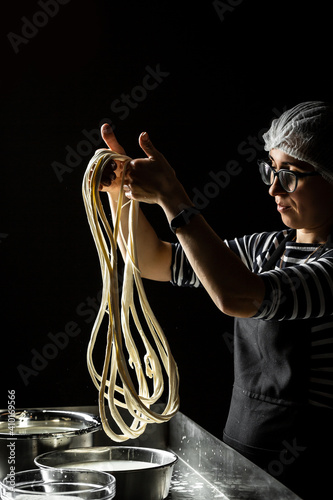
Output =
[
  {"x1": 82, "y1": 406, "x2": 301, "y2": 499},
  {"x1": 1, "y1": 405, "x2": 300, "y2": 498},
  {"x1": 166, "y1": 412, "x2": 300, "y2": 499}
]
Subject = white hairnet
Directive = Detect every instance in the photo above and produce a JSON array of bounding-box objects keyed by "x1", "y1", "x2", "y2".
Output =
[{"x1": 263, "y1": 101, "x2": 333, "y2": 183}]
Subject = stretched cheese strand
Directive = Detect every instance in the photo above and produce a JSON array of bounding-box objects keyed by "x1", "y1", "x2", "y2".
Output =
[{"x1": 82, "y1": 149, "x2": 180, "y2": 441}]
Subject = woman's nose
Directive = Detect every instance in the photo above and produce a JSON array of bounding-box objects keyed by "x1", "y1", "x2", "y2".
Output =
[{"x1": 268, "y1": 176, "x2": 285, "y2": 197}]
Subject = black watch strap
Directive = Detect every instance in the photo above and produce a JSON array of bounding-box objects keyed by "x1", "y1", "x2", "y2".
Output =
[{"x1": 170, "y1": 207, "x2": 201, "y2": 234}]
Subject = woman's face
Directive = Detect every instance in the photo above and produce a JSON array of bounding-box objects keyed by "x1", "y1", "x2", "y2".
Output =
[{"x1": 268, "y1": 149, "x2": 333, "y2": 242}]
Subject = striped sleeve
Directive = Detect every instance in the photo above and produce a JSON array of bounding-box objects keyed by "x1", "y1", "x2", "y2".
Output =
[
  {"x1": 170, "y1": 234, "x2": 333, "y2": 321},
  {"x1": 170, "y1": 232, "x2": 274, "y2": 287},
  {"x1": 170, "y1": 243, "x2": 201, "y2": 287},
  {"x1": 254, "y1": 255, "x2": 333, "y2": 321},
  {"x1": 309, "y1": 320, "x2": 333, "y2": 408},
  {"x1": 225, "y1": 231, "x2": 286, "y2": 272}
]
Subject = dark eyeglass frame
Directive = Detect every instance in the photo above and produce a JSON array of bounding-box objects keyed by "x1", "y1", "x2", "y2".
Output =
[{"x1": 257, "y1": 159, "x2": 320, "y2": 193}]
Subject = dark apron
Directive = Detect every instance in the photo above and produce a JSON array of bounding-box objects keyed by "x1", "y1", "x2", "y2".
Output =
[
  {"x1": 223, "y1": 232, "x2": 313, "y2": 480},
  {"x1": 223, "y1": 316, "x2": 310, "y2": 456},
  {"x1": 222, "y1": 231, "x2": 333, "y2": 497}
]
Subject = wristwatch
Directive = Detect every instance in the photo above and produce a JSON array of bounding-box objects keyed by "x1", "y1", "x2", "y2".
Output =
[{"x1": 170, "y1": 207, "x2": 201, "y2": 234}]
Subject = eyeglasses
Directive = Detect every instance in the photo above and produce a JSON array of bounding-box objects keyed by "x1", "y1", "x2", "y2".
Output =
[{"x1": 257, "y1": 159, "x2": 320, "y2": 193}]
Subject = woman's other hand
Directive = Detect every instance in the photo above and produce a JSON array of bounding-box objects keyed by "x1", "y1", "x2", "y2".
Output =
[{"x1": 124, "y1": 132, "x2": 188, "y2": 210}]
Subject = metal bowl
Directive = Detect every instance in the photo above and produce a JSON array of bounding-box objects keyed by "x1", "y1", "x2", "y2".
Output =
[
  {"x1": 0, "y1": 409, "x2": 101, "y2": 479},
  {"x1": 35, "y1": 446, "x2": 178, "y2": 500}
]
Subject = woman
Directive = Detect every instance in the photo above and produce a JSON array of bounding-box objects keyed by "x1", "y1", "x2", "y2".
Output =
[{"x1": 98, "y1": 101, "x2": 333, "y2": 498}]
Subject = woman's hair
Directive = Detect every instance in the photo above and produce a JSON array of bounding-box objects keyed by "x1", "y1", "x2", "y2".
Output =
[{"x1": 263, "y1": 101, "x2": 333, "y2": 183}]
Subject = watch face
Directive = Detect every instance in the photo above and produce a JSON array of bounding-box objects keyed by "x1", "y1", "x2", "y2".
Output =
[{"x1": 170, "y1": 208, "x2": 200, "y2": 233}]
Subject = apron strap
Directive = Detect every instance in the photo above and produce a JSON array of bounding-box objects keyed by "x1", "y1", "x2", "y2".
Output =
[
  {"x1": 318, "y1": 226, "x2": 333, "y2": 256},
  {"x1": 261, "y1": 229, "x2": 296, "y2": 272},
  {"x1": 261, "y1": 226, "x2": 333, "y2": 272}
]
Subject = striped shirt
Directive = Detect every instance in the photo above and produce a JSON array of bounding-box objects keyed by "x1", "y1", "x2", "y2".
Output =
[{"x1": 170, "y1": 230, "x2": 333, "y2": 409}]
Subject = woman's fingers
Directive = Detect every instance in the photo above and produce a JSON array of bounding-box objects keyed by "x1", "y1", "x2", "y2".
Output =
[
  {"x1": 101, "y1": 124, "x2": 126, "y2": 155},
  {"x1": 138, "y1": 131, "x2": 161, "y2": 159},
  {"x1": 100, "y1": 158, "x2": 117, "y2": 187}
]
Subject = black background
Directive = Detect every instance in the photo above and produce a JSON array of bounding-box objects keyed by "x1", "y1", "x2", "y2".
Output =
[{"x1": 1, "y1": 0, "x2": 332, "y2": 439}]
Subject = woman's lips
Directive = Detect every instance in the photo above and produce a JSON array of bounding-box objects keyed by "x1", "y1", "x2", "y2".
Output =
[{"x1": 277, "y1": 204, "x2": 291, "y2": 212}]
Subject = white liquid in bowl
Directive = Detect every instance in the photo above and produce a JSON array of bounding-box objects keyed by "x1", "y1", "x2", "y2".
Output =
[
  {"x1": 59, "y1": 460, "x2": 158, "y2": 472},
  {"x1": 10, "y1": 426, "x2": 79, "y2": 435},
  {"x1": 14, "y1": 496, "x2": 82, "y2": 500}
]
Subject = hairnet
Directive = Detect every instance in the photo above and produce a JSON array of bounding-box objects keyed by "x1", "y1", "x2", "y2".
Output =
[{"x1": 263, "y1": 101, "x2": 333, "y2": 183}]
